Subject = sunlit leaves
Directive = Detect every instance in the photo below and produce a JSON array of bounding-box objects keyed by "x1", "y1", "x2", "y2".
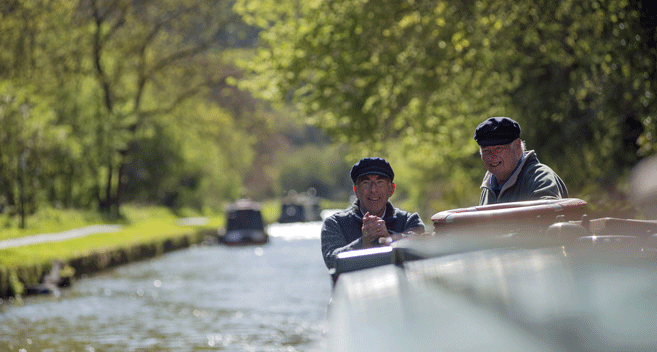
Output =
[
  {"x1": 236, "y1": 0, "x2": 655, "y2": 212},
  {"x1": 1, "y1": 0, "x2": 258, "y2": 213},
  {"x1": 0, "y1": 83, "x2": 73, "y2": 212}
]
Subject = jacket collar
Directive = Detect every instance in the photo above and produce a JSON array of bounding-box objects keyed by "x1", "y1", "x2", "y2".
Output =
[{"x1": 481, "y1": 150, "x2": 535, "y2": 193}]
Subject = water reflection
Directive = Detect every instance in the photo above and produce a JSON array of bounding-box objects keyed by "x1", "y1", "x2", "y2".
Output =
[{"x1": 1, "y1": 223, "x2": 330, "y2": 352}]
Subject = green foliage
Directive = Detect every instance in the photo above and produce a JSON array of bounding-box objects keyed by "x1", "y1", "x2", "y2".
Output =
[
  {"x1": 79, "y1": 0, "x2": 244, "y2": 213},
  {"x1": 489, "y1": 0, "x2": 656, "y2": 197},
  {"x1": 2, "y1": 0, "x2": 653, "y2": 222},
  {"x1": 0, "y1": 0, "x2": 265, "y2": 219},
  {"x1": 276, "y1": 144, "x2": 352, "y2": 200},
  {"x1": 9, "y1": 270, "x2": 24, "y2": 297},
  {"x1": 259, "y1": 199, "x2": 281, "y2": 225},
  {"x1": 236, "y1": 0, "x2": 656, "y2": 214},
  {"x1": 0, "y1": 83, "x2": 73, "y2": 215},
  {"x1": 174, "y1": 100, "x2": 255, "y2": 206}
]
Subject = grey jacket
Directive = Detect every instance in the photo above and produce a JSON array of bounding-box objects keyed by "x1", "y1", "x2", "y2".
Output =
[
  {"x1": 479, "y1": 150, "x2": 568, "y2": 205},
  {"x1": 321, "y1": 200, "x2": 425, "y2": 269}
]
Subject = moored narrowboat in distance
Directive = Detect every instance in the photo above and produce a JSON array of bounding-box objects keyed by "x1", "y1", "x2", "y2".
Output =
[
  {"x1": 278, "y1": 189, "x2": 322, "y2": 223},
  {"x1": 218, "y1": 199, "x2": 269, "y2": 246}
]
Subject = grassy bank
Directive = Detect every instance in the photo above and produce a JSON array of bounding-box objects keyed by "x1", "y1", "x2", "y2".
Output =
[
  {"x1": 0, "y1": 205, "x2": 226, "y2": 301},
  {"x1": 0, "y1": 199, "x2": 343, "y2": 301}
]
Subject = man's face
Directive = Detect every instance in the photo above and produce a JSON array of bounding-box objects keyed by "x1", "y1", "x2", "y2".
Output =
[
  {"x1": 353, "y1": 175, "x2": 395, "y2": 216},
  {"x1": 480, "y1": 139, "x2": 522, "y2": 183}
]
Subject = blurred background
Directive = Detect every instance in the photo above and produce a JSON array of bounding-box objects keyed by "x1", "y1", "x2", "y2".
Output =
[{"x1": 1, "y1": 0, "x2": 655, "y2": 225}]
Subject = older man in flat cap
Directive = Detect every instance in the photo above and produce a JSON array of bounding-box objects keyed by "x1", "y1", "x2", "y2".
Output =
[
  {"x1": 474, "y1": 117, "x2": 568, "y2": 205},
  {"x1": 321, "y1": 157, "x2": 425, "y2": 269}
]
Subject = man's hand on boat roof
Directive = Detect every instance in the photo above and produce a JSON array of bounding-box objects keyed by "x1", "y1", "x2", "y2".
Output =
[
  {"x1": 378, "y1": 227, "x2": 426, "y2": 246},
  {"x1": 361, "y1": 212, "x2": 390, "y2": 248},
  {"x1": 378, "y1": 233, "x2": 402, "y2": 246}
]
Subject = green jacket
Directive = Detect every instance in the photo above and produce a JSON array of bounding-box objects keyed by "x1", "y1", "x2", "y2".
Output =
[{"x1": 479, "y1": 150, "x2": 568, "y2": 205}]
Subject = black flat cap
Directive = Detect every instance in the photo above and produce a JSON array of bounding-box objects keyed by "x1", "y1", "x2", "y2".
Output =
[
  {"x1": 350, "y1": 157, "x2": 394, "y2": 183},
  {"x1": 474, "y1": 117, "x2": 521, "y2": 146}
]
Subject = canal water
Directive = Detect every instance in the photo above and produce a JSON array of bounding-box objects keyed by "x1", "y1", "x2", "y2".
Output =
[{"x1": 0, "y1": 222, "x2": 332, "y2": 352}]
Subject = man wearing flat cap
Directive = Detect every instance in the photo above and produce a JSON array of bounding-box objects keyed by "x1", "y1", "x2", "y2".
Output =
[
  {"x1": 474, "y1": 117, "x2": 568, "y2": 205},
  {"x1": 320, "y1": 157, "x2": 425, "y2": 269}
]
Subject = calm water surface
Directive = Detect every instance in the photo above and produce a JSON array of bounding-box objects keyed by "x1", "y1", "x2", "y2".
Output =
[{"x1": 0, "y1": 222, "x2": 332, "y2": 352}]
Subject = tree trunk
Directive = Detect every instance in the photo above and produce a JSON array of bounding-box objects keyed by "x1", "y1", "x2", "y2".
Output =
[{"x1": 100, "y1": 162, "x2": 113, "y2": 213}]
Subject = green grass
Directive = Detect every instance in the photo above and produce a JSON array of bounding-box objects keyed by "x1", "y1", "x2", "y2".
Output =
[
  {"x1": 0, "y1": 219, "x2": 207, "y2": 267},
  {"x1": 0, "y1": 207, "x2": 112, "y2": 241},
  {"x1": 0, "y1": 198, "x2": 345, "y2": 268},
  {"x1": 0, "y1": 204, "x2": 225, "y2": 268}
]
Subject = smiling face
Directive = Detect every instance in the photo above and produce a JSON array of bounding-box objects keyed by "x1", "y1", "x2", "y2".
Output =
[
  {"x1": 480, "y1": 138, "x2": 523, "y2": 184},
  {"x1": 353, "y1": 175, "x2": 395, "y2": 217}
]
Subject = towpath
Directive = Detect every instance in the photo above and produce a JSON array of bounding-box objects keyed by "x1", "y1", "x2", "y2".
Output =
[
  {"x1": 0, "y1": 225, "x2": 123, "y2": 250},
  {"x1": 0, "y1": 217, "x2": 210, "y2": 250}
]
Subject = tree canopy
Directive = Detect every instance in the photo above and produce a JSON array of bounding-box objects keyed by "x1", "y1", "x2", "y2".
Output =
[
  {"x1": 235, "y1": 0, "x2": 656, "y2": 215},
  {"x1": 2, "y1": 0, "x2": 655, "y2": 225},
  {"x1": 0, "y1": 0, "x2": 264, "y2": 220}
]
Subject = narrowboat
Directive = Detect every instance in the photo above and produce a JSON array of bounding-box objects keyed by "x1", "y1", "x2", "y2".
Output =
[
  {"x1": 326, "y1": 156, "x2": 657, "y2": 351},
  {"x1": 278, "y1": 190, "x2": 322, "y2": 223},
  {"x1": 218, "y1": 199, "x2": 269, "y2": 246}
]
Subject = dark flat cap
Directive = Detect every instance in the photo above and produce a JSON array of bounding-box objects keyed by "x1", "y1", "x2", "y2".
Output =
[
  {"x1": 350, "y1": 157, "x2": 394, "y2": 183},
  {"x1": 474, "y1": 117, "x2": 521, "y2": 146}
]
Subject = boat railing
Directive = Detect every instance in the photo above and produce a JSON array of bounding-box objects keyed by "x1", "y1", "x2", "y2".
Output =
[{"x1": 330, "y1": 198, "x2": 657, "y2": 286}]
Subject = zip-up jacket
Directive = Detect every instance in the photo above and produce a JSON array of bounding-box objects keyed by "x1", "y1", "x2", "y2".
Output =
[
  {"x1": 479, "y1": 150, "x2": 568, "y2": 205},
  {"x1": 321, "y1": 200, "x2": 425, "y2": 269}
]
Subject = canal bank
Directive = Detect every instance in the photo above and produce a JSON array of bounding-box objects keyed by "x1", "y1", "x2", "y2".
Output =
[
  {"x1": 0, "y1": 229, "x2": 330, "y2": 352},
  {"x1": 0, "y1": 226, "x2": 216, "y2": 301}
]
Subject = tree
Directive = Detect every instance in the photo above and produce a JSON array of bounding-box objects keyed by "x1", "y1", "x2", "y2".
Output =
[
  {"x1": 1, "y1": 0, "x2": 261, "y2": 220},
  {"x1": 83, "y1": 0, "x2": 241, "y2": 215},
  {"x1": 0, "y1": 83, "x2": 68, "y2": 219},
  {"x1": 235, "y1": 0, "x2": 656, "y2": 214},
  {"x1": 1, "y1": 0, "x2": 113, "y2": 211},
  {"x1": 477, "y1": 0, "x2": 656, "y2": 212},
  {"x1": 277, "y1": 144, "x2": 352, "y2": 200}
]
